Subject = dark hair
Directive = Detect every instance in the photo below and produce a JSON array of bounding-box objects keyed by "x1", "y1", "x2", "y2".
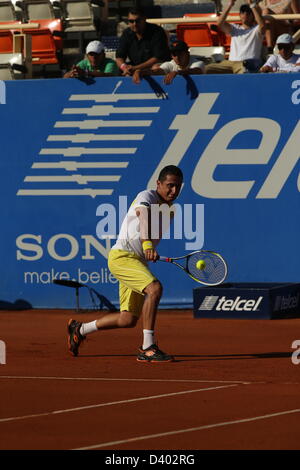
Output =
[
  {"x1": 158, "y1": 165, "x2": 183, "y2": 182},
  {"x1": 240, "y1": 4, "x2": 253, "y2": 13},
  {"x1": 128, "y1": 7, "x2": 146, "y2": 17}
]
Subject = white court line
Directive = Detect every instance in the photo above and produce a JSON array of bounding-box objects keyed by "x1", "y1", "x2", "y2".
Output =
[
  {"x1": 0, "y1": 376, "x2": 252, "y2": 384},
  {"x1": 0, "y1": 385, "x2": 237, "y2": 424},
  {"x1": 74, "y1": 408, "x2": 300, "y2": 450}
]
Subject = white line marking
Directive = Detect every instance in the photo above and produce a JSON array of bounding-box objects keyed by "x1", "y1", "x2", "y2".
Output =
[
  {"x1": 39, "y1": 147, "x2": 136, "y2": 156},
  {"x1": 24, "y1": 175, "x2": 121, "y2": 184},
  {"x1": 74, "y1": 408, "x2": 300, "y2": 450},
  {"x1": 47, "y1": 134, "x2": 144, "y2": 143},
  {"x1": 112, "y1": 81, "x2": 122, "y2": 95},
  {"x1": 0, "y1": 376, "x2": 252, "y2": 384},
  {"x1": 31, "y1": 162, "x2": 128, "y2": 170},
  {"x1": 62, "y1": 106, "x2": 159, "y2": 116},
  {"x1": 55, "y1": 120, "x2": 152, "y2": 129},
  {"x1": 0, "y1": 385, "x2": 237, "y2": 424},
  {"x1": 17, "y1": 189, "x2": 113, "y2": 197},
  {"x1": 69, "y1": 94, "x2": 162, "y2": 102}
]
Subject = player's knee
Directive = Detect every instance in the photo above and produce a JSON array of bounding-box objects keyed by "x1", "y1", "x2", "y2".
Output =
[
  {"x1": 144, "y1": 280, "x2": 163, "y2": 300},
  {"x1": 118, "y1": 311, "x2": 138, "y2": 328}
]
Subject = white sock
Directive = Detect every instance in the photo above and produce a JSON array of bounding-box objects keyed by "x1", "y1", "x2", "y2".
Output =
[
  {"x1": 143, "y1": 329, "x2": 155, "y2": 350},
  {"x1": 79, "y1": 320, "x2": 98, "y2": 336}
]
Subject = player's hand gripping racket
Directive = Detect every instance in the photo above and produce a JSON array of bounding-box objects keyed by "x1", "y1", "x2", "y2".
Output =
[{"x1": 158, "y1": 250, "x2": 227, "y2": 286}]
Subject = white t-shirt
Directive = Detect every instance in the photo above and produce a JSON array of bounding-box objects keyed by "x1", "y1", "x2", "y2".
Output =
[
  {"x1": 159, "y1": 57, "x2": 205, "y2": 73},
  {"x1": 111, "y1": 190, "x2": 174, "y2": 259},
  {"x1": 263, "y1": 53, "x2": 300, "y2": 72},
  {"x1": 229, "y1": 24, "x2": 263, "y2": 61}
]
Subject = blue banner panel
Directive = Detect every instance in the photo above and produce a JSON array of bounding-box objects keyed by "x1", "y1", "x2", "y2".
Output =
[
  {"x1": 193, "y1": 283, "x2": 300, "y2": 319},
  {"x1": 0, "y1": 74, "x2": 299, "y2": 309}
]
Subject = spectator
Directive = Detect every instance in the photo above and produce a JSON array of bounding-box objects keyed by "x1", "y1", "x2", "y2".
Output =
[
  {"x1": 152, "y1": 40, "x2": 205, "y2": 84},
  {"x1": 63, "y1": 41, "x2": 119, "y2": 78},
  {"x1": 115, "y1": 8, "x2": 171, "y2": 83},
  {"x1": 260, "y1": 33, "x2": 300, "y2": 71},
  {"x1": 205, "y1": 0, "x2": 266, "y2": 74},
  {"x1": 256, "y1": 0, "x2": 300, "y2": 50}
]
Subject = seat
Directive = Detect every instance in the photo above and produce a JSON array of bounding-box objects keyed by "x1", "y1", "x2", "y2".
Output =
[
  {"x1": 23, "y1": 28, "x2": 58, "y2": 63},
  {"x1": 18, "y1": 0, "x2": 63, "y2": 50},
  {"x1": 0, "y1": 52, "x2": 27, "y2": 77},
  {"x1": 60, "y1": 0, "x2": 96, "y2": 32},
  {"x1": 0, "y1": 0, "x2": 17, "y2": 23},
  {"x1": 0, "y1": 63, "x2": 14, "y2": 79},
  {"x1": 182, "y1": 13, "x2": 220, "y2": 46},
  {"x1": 176, "y1": 23, "x2": 215, "y2": 47},
  {"x1": 189, "y1": 46, "x2": 225, "y2": 63},
  {"x1": 0, "y1": 30, "x2": 13, "y2": 53},
  {"x1": 100, "y1": 35, "x2": 120, "y2": 59}
]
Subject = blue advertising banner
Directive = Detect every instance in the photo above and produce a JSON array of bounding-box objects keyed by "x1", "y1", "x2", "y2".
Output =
[{"x1": 0, "y1": 74, "x2": 299, "y2": 309}]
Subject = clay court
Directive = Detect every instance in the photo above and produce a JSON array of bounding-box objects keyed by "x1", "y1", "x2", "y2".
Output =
[{"x1": 1, "y1": 308, "x2": 300, "y2": 451}]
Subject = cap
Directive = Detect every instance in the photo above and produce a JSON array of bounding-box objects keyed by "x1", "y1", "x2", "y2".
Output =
[
  {"x1": 240, "y1": 4, "x2": 252, "y2": 13},
  {"x1": 86, "y1": 40, "x2": 105, "y2": 54},
  {"x1": 170, "y1": 40, "x2": 189, "y2": 54},
  {"x1": 276, "y1": 33, "x2": 294, "y2": 45}
]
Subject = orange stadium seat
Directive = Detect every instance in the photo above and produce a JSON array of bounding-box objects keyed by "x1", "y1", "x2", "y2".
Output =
[
  {"x1": 182, "y1": 13, "x2": 220, "y2": 46},
  {"x1": 0, "y1": 30, "x2": 14, "y2": 53},
  {"x1": 176, "y1": 23, "x2": 215, "y2": 47},
  {"x1": 23, "y1": 28, "x2": 58, "y2": 64}
]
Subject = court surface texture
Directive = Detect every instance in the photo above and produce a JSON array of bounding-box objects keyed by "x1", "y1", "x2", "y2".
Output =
[{"x1": 1, "y1": 309, "x2": 300, "y2": 451}]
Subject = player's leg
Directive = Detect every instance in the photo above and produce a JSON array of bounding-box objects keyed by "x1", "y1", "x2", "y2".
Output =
[
  {"x1": 137, "y1": 280, "x2": 174, "y2": 363},
  {"x1": 68, "y1": 289, "x2": 142, "y2": 357},
  {"x1": 68, "y1": 249, "x2": 149, "y2": 356}
]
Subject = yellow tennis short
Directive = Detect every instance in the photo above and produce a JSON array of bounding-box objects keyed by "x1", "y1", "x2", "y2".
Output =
[{"x1": 108, "y1": 249, "x2": 157, "y2": 317}]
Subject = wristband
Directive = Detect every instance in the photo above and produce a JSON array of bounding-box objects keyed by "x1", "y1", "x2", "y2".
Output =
[
  {"x1": 120, "y1": 63, "x2": 127, "y2": 71},
  {"x1": 142, "y1": 240, "x2": 153, "y2": 251}
]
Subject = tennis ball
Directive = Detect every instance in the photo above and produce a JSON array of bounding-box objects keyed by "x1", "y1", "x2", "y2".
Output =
[{"x1": 196, "y1": 260, "x2": 206, "y2": 270}]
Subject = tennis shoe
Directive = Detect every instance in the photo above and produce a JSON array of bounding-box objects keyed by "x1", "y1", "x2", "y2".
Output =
[
  {"x1": 68, "y1": 319, "x2": 85, "y2": 357},
  {"x1": 137, "y1": 344, "x2": 174, "y2": 363}
]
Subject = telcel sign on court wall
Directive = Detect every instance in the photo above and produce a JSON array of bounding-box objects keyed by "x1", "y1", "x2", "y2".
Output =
[{"x1": 0, "y1": 75, "x2": 299, "y2": 308}]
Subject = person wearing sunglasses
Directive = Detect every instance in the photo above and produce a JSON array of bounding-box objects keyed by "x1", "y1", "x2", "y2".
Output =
[
  {"x1": 260, "y1": 33, "x2": 300, "y2": 72},
  {"x1": 116, "y1": 8, "x2": 171, "y2": 82}
]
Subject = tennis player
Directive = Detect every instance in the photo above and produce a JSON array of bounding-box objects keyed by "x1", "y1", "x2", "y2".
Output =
[{"x1": 68, "y1": 165, "x2": 183, "y2": 362}]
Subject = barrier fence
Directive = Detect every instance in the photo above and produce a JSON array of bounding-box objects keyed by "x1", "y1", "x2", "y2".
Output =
[{"x1": 0, "y1": 74, "x2": 299, "y2": 309}]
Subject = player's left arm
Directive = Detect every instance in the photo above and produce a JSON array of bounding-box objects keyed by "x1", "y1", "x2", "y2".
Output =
[{"x1": 135, "y1": 206, "x2": 159, "y2": 262}]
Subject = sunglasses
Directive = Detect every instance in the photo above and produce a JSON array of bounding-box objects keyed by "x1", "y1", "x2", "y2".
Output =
[
  {"x1": 277, "y1": 44, "x2": 292, "y2": 49},
  {"x1": 128, "y1": 18, "x2": 143, "y2": 24}
]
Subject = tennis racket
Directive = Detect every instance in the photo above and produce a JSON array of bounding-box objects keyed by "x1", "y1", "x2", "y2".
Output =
[{"x1": 158, "y1": 250, "x2": 227, "y2": 286}]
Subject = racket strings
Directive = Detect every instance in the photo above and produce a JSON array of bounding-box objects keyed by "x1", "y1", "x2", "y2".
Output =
[{"x1": 187, "y1": 253, "x2": 226, "y2": 285}]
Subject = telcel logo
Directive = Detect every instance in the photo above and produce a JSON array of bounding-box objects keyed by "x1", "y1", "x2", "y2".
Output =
[
  {"x1": 199, "y1": 295, "x2": 263, "y2": 312},
  {"x1": 274, "y1": 293, "x2": 299, "y2": 311}
]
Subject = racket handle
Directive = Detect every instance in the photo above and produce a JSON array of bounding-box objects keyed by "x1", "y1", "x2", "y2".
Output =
[{"x1": 158, "y1": 256, "x2": 171, "y2": 262}]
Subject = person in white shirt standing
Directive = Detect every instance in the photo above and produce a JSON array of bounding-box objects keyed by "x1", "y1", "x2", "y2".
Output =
[
  {"x1": 206, "y1": 0, "x2": 266, "y2": 74},
  {"x1": 260, "y1": 33, "x2": 300, "y2": 72}
]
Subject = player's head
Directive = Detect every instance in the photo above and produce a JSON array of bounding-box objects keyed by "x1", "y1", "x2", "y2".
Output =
[{"x1": 156, "y1": 165, "x2": 183, "y2": 204}]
